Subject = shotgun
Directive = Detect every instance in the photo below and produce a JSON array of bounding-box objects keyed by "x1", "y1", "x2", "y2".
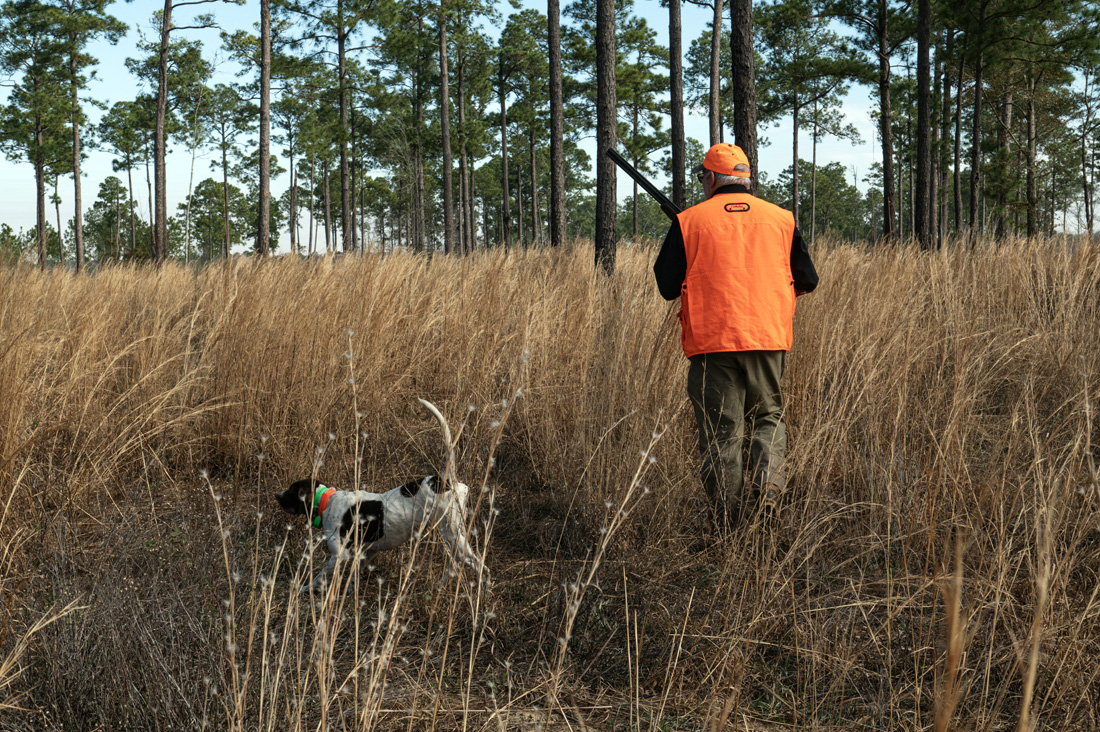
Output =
[{"x1": 606, "y1": 148, "x2": 682, "y2": 221}]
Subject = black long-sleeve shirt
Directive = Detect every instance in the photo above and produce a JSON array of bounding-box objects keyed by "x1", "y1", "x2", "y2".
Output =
[{"x1": 653, "y1": 185, "x2": 819, "y2": 301}]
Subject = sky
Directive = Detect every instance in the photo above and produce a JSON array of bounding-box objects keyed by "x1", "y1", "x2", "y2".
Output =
[{"x1": 0, "y1": 0, "x2": 880, "y2": 251}]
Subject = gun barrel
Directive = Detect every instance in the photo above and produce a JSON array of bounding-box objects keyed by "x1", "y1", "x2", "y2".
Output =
[{"x1": 606, "y1": 148, "x2": 682, "y2": 220}]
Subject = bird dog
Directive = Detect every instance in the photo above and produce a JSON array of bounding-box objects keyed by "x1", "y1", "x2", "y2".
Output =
[{"x1": 276, "y1": 399, "x2": 486, "y2": 592}]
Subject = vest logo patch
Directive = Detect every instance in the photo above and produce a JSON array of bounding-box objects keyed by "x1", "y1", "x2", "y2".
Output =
[{"x1": 724, "y1": 202, "x2": 751, "y2": 213}]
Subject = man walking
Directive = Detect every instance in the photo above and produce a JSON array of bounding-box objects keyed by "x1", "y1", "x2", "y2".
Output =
[{"x1": 654, "y1": 143, "x2": 818, "y2": 534}]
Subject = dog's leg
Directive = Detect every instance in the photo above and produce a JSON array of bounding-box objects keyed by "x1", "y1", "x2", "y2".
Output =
[
  {"x1": 439, "y1": 514, "x2": 488, "y2": 582},
  {"x1": 304, "y1": 551, "x2": 338, "y2": 593}
]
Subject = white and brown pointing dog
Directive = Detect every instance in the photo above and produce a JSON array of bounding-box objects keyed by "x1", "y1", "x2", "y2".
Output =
[{"x1": 276, "y1": 399, "x2": 486, "y2": 592}]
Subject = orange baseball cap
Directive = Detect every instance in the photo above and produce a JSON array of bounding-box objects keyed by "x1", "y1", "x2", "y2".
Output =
[{"x1": 693, "y1": 143, "x2": 751, "y2": 177}]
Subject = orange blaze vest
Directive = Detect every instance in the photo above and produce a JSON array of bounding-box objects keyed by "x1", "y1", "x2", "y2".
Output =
[{"x1": 676, "y1": 192, "x2": 796, "y2": 357}]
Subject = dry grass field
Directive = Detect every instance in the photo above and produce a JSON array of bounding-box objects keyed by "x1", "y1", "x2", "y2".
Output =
[{"x1": 1, "y1": 237, "x2": 1098, "y2": 731}]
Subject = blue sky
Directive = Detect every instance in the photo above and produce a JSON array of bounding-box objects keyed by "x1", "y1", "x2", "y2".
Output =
[{"x1": 0, "y1": 0, "x2": 879, "y2": 249}]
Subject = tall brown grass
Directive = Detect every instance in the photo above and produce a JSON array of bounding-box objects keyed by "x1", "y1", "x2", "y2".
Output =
[{"x1": 0, "y1": 237, "x2": 1097, "y2": 730}]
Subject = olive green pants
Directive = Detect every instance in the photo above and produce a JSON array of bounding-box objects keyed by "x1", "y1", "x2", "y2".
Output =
[{"x1": 687, "y1": 351, "x2": 787, "y2": 530}]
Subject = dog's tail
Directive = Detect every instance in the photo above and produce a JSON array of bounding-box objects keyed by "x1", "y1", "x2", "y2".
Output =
[{"x1": 418, "y1": 398, "x2": 456, "y2": 489}]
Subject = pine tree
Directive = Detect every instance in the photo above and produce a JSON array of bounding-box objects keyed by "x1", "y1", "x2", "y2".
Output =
[
  {"x1": 279, "y1": 0, "x2": 374, "y2": 252},
  {"x1": 42, "y1": 0, "x2": 125, "y2": 272},
  {"x1": 0, "y1": 0, "x2": 68, "y2": 269},
  {"x1": 757, "y1": 0, "x2": 862, "y2": 225},
  {"x1": 825, "y1": 0, "x2": 908, "y2": 240},
  {"x1": 667, "y1": 0, "x2": 687, "y2": 210},
  {"x1": 548, "y1": 0, "x2": 566, "y2": 246},
  {"x1": 199, "y1": 84, "x2": 249, "y2": 257},
  {"x1": 98, "y1": 101, "x2": 145, "y2": 259},
  {"x1": 148, "y1": 0, "x2": 240, "y2": 262},
  {"x1": 729, "y1": 0, "x2": 758, "y2": 190}
]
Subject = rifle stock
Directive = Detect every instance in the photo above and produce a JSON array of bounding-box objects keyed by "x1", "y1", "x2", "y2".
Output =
[{"x1": 606, "y1": 148, "x2": 682, "y2": 221}]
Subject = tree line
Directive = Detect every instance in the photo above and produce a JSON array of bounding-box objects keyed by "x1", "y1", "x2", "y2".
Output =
[{"x1": 2, "y1": 0, "x2": 1099, "y2": 272}]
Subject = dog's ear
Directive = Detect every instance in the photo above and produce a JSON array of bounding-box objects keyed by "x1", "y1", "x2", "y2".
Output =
[
  {"x1": 276, "y1": 479, "x2": 321, "y2": 516},
  {"x1": 275, "y1": 488, "x2": 306, "y2": 515}
]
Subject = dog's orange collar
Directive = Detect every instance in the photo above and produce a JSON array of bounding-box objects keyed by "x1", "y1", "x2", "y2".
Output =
[{"x1": 312, "y1": 486, "x2": 335, "y2": 528}]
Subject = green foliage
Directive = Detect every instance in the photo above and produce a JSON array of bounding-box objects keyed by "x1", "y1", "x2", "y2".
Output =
[
  {"x1": 0, "y1": 223, "x2": 34, "y2": 263},
  {"x1": 182, "y1": 178, "x2": 251, "y2": 260},
  {"x1": 684, "y1": 25, "x2": 730, "y2": 118},
  {"x1": 0, "y1": 0, "x2": 68, "y2": 169},
  {"x1": 125, "y1": 32, "x2": 212, "y2": 145},
  {"x1": 617, "y1": 195, "x2": 669, "y2": 242},
  {"x1": 762, "y1": 158, "x2": 869, "y2": 240},
  {"x1": 82, "y1": 175, "x2": 129, "y2": 262}
]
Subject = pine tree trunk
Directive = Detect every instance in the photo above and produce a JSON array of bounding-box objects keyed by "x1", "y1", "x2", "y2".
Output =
[
  {"x1": 146, "y1": 146, "x2": 154, "y2": 256},
  {"x1": 467, "y1": 161, "x2": 477, "y2": 250},
  {"x1": 258, "y1": 0, "x2": 272, "y2": 255},
  {"x1": 458, "y1": 39, "x2": 469, "y2": 253},
  {"x1": 415, "y1": 148, "x2": 425, "y2": 252},
  {"x1": 113, "y1": 181, "x2": 120, "y2": 261},
  {"x1": 995, "y1": 92, "x2": 1013, "y2": 238},
  {"x1": 308, "y1": 156, "x2": 315, "y2": 255},
  {"x1": 1052, "y1": 166, "x2": 1058, "y2": 235},
  {"x1": 969, "y1": 45, "x2": 985, "y2": 239},
  {"x1": 669, "y1": 0, "x2": 686, "y2": 209},
  {"x1": 530, "y1": 126, "x2": 539, "y2": 245},
  {"x1": 338, "y1": 0, "x2": 353, "y2": 252},
  {"x1": 439, "y1": 0, "x2": 455, "y2": 254},
  {"x1": 517, "y1": 163, "x2": 524, "y2": 246},
  {"x1": 898, "y1": 144, "x2": 904, "y2": 237},
  {"x1": 324, "y1": 163, "x2": 332, "y2": 254},
  {"x1": 876, "y1": 0, "x2": 895, "y2": 240},
  {"x1": 709, "y1": 0, "x2": 723, "y2": 146},
  {"x1": 954, "y1": 58, "x2": 963, "y2": 234},
  {"x1": 379, "y1": 210, "x2": 386, "y2": 255},
  {"x1": 633, "y1": 105, "x2": 639, "y2": 238},
  {"x1": 69, "y1": 41, "x2": 84, "y2": 272},
  {"x1": 548, "y1": 0, "x2": 566, "y2": 246},
  {"x1": 36, "y1": 121, "x2": 47, "y2": 269},
  {"x1": 933, "y1": 29, "x2": 945, "y2": 245},
  {"x1": 221, "y1": 133, "x2": 231, "y2": 258},
  {"x1": 730, "y1": 0, "x2": 758, "y2": 194},
  {"x1": 1026, "y1": 77, "x2": 1038, "y2": 238},
  {"x1": 154, "y1": 0, "x2": 172, "y2": 262},
  {"x1": 1014, "y1": 146, "x2": 1021, "y2": 233},
  {"x1": 499, "y1": 73, "x2": 512, "y2": 249},
  {"x1": 791, "y1": 102, "x2": 800, "y2": 225},
  {"x1": 1083, "y1": 129, "x2": 1094, "y2": 235},
  {"x1": 915, "y1": 0, "x2": 931, "y2": 248},
  {"x1": 184, "y1": 112, "x2": 200, "y2": 263},
  {"x1": 127, "y1": 164, "x2": 136, "y2": 260},
  {"x1": 289, "y1": 151, "x2": 298, "y2": 253},
  {"x1": 595, "y1": 0, "x2": 617, "y2": 274},
  {"x1": 811, "y1": 108, "x2": 817, "y2": 243},
  {"x1": 350, "y1": 109, "x2": 358, "y2": 252},
  {"x1": 53, "y1": 177, "x2": 62, "y2": 265},
  {"x1": 414, "y1": 7, "x2": 426, "y2": 252}
]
